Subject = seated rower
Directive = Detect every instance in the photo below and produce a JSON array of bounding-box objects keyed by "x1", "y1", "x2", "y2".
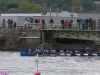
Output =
[
  {"x1": 70, "y1": 50, "x2": 73, "y2": 54},
  {"x1": 75, "y1": 50, "x2": 79, "y2": 54},
  {"x1": 35, "y1": 49, "x2": 38, "y2": 53},
  {"x1": 36, "y1": 49, "x2": 41, "y2": 54},
  {"x1": 28, "y1": 48, "x2": 33, "y2": 53},
  {"x1": 51, "y1": 49, "x2": 56, "y2": 54},
  {"x1": 44, "y1": 49, "x2": 46, "y2": 53},
  {"x1": 60, "y1": 49, "x2": 64, "y2": 53},
  {"x1": 66, "y1": 49, "x2": 70, "y2": 53},
  {"x1": 53, "y1": 49, "x2": 56, "y2": 54},
  {"x1": 45, "y1": 50, "x2": 50, "y2": 54},
  {"x1": 51, "y1": 50, "x2": 54, "y2": 53}
]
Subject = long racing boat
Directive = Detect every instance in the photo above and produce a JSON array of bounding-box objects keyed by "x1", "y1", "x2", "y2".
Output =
[{"x1": 20, "y1": 50, "x2": 100, "y2": 56}]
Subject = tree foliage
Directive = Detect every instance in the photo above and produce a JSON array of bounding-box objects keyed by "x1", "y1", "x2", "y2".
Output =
[
  {"x1": 0, "y1": 0, "x2": 99, "y2": 13},
  {"x1": 6, "y1": 3, "x2": 19, "y2": 9},
  {"x1": 19, "y1": 2, "x2": 41, "y2": 12},
  {"x1": 73, "y1": 0, "x2": 81, "y2": 13}
]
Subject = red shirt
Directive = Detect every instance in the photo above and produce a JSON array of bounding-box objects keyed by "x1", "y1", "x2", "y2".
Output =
[
  {"x1": 64, "y1": 20, "x2": 68, "y2": 26},
  {"x1": 37, "y1": 19, "x2": 40, "y2": 24}
]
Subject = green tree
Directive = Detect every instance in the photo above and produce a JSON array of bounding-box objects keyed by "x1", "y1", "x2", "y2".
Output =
[
  {"x1": 19, "y1": 2, "x2": 41, "y2": 12},
  {"x1": 61, "y1": 3, "x2": 69, "y2": 11},
  {"x1": 7, "y1": 3, "x2": 19, "y2": 9},
  {"x1": 81, "y1": 0, "x2": 95, "y2": 9},
  {"x1": 72, "y1": 0, "x2": 81, "y2": 13}
]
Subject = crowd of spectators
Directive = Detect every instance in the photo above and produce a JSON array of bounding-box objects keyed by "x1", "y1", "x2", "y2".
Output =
[
  {"x1": 2, "y1": 18, "x2": 100, "y2": 30},
  {"x1": 1, "y1": 19, "x2": 16, "y2": 29},
  {"x1": 28, "y1": 18, "x2": 100, "y2": 30}
]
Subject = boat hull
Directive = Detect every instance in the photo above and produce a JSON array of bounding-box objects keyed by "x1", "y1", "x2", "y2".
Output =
[{"x1": 20, "y1": 50, "x2": 100, "y2": 56}]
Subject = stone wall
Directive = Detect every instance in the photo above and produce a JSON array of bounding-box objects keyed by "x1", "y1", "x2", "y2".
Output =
[{"x1": 42, "y1": 43, "x2": 100, "y2": 52}]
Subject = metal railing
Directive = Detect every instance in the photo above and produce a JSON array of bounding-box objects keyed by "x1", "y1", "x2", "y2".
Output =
[
  {"x1": 41, "y1": 24, "x2": 100, "y2": 31},
  {"x1": 0, "y1": 22, "x2": 100, "y2": 31}
]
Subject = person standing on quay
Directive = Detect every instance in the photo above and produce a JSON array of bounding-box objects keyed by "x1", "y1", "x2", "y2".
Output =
[
  {"x1": 85, "y1": 46, "x2": 90, "y2": 54},
  {"x1": 61, "y1": 19, "x2": 64, "y2": 29},
  {"x1": 41, "y1": 19, "x2": 45, "y2": 29},
  {"x1": 50, "y1": 18, "x2": 54, "y2": 29}
]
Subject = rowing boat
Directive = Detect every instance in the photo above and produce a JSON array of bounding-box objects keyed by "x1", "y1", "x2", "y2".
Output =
[{"x1": 20, "y1": 50, "x2": 100, "y2": 56}]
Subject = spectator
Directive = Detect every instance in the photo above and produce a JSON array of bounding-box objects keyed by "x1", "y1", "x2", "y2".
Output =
[
  {"x1": 77, "y1": 18, "x2": 80, "y2": 29},
  {"x1": 7, "y1": 19, "x2": 11, "y2": 29},
  {"x1": 2, "y1": 19, "x2": 5, "y2": 28},
  {"x1": 13, "y1": 22, "x2": 16, "y2": 29},
  {"x1": 42, "y1": 19, "x2": 45, "y2": 29},
  {"x1": 35, "y1": 19, "x2": 38, "y2": 23},
  {"x1": 61, "y1": 19, "x2": 64, "y2": 29},
  {"x1": 10, "y1": 19, "x2": 13, "y2": 29},
  {"x1": 37, "y1": 18, "x2": 41, "y2": 24},
  {"x1": 64, "y1": 20, "x2": 68, "y2": 28},
  {"x1": 50, "y1": 18, "x2": 54, "y2": 29},
  {"x1": 24, "y1": 20, "x2": 28, "y2": 29}
]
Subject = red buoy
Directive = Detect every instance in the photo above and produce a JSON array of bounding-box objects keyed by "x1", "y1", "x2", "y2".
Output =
[{"x1": 34, "y1": 72, "x2": 41, "y2": 75}]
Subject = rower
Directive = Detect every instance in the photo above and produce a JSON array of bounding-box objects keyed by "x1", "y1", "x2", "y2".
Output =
[
  {"x1": 51, "y1": 49, "x2": 54, "y2": 53},
  {"x1": 67, "y1": 49, "x2": 70, "y2": 53},
  {"x1": 38, "y1": 49, "x2": 41, "y2": 53},
  {"x1": 75, "y1": 50, "x2": 79, "y2": 54},
  {"x1": 37, "y1": 49, "x2": 41, "y2": 54},
  {"x1": 35, "y1": 49, "x2": 38, "y2": 53},
  {"x1": 70, "y1": 50, "x2": 73, "y2": 54},
  {"x1": 44, "y1": 49, "x2": 46, "y2": 53},
  {"x1": 45, "y1": 50, "x2": 50, "y2": 54},
  {"x1": 53, "y1": 49, "x2": 56, "y2": 54},
  {"x1": 28, "y1": 48, "x2": 33, "y2": 53},
  {"x1": 60, "y1": 49, "x2": 64, "y2": 53}
]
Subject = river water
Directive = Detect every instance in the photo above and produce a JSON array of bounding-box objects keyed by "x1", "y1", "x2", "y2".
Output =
[{"x1": 0, "y1": 51, "x2": 100, "y2": 75}]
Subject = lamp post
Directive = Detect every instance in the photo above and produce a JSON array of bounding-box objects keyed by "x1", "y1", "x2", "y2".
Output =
[
  {"x1": 57, "y1": 7, "x2": 58, "y2": 17},
  {"x1": 50, "y1": 7, "x2": 51, "y2": 16}
]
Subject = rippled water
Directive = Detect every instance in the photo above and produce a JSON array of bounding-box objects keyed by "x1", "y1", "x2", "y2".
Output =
[{"x1": 0, "y1": 51, "x2": 100, "y2": 75}]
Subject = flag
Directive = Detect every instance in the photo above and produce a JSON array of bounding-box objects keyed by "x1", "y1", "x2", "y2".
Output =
[
  {"x1": 35, "y1": 53, "x2": 39, "y2": 64},
  {"x1": 35, "y1": 53, "x2": 39, "y2": 72}
]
